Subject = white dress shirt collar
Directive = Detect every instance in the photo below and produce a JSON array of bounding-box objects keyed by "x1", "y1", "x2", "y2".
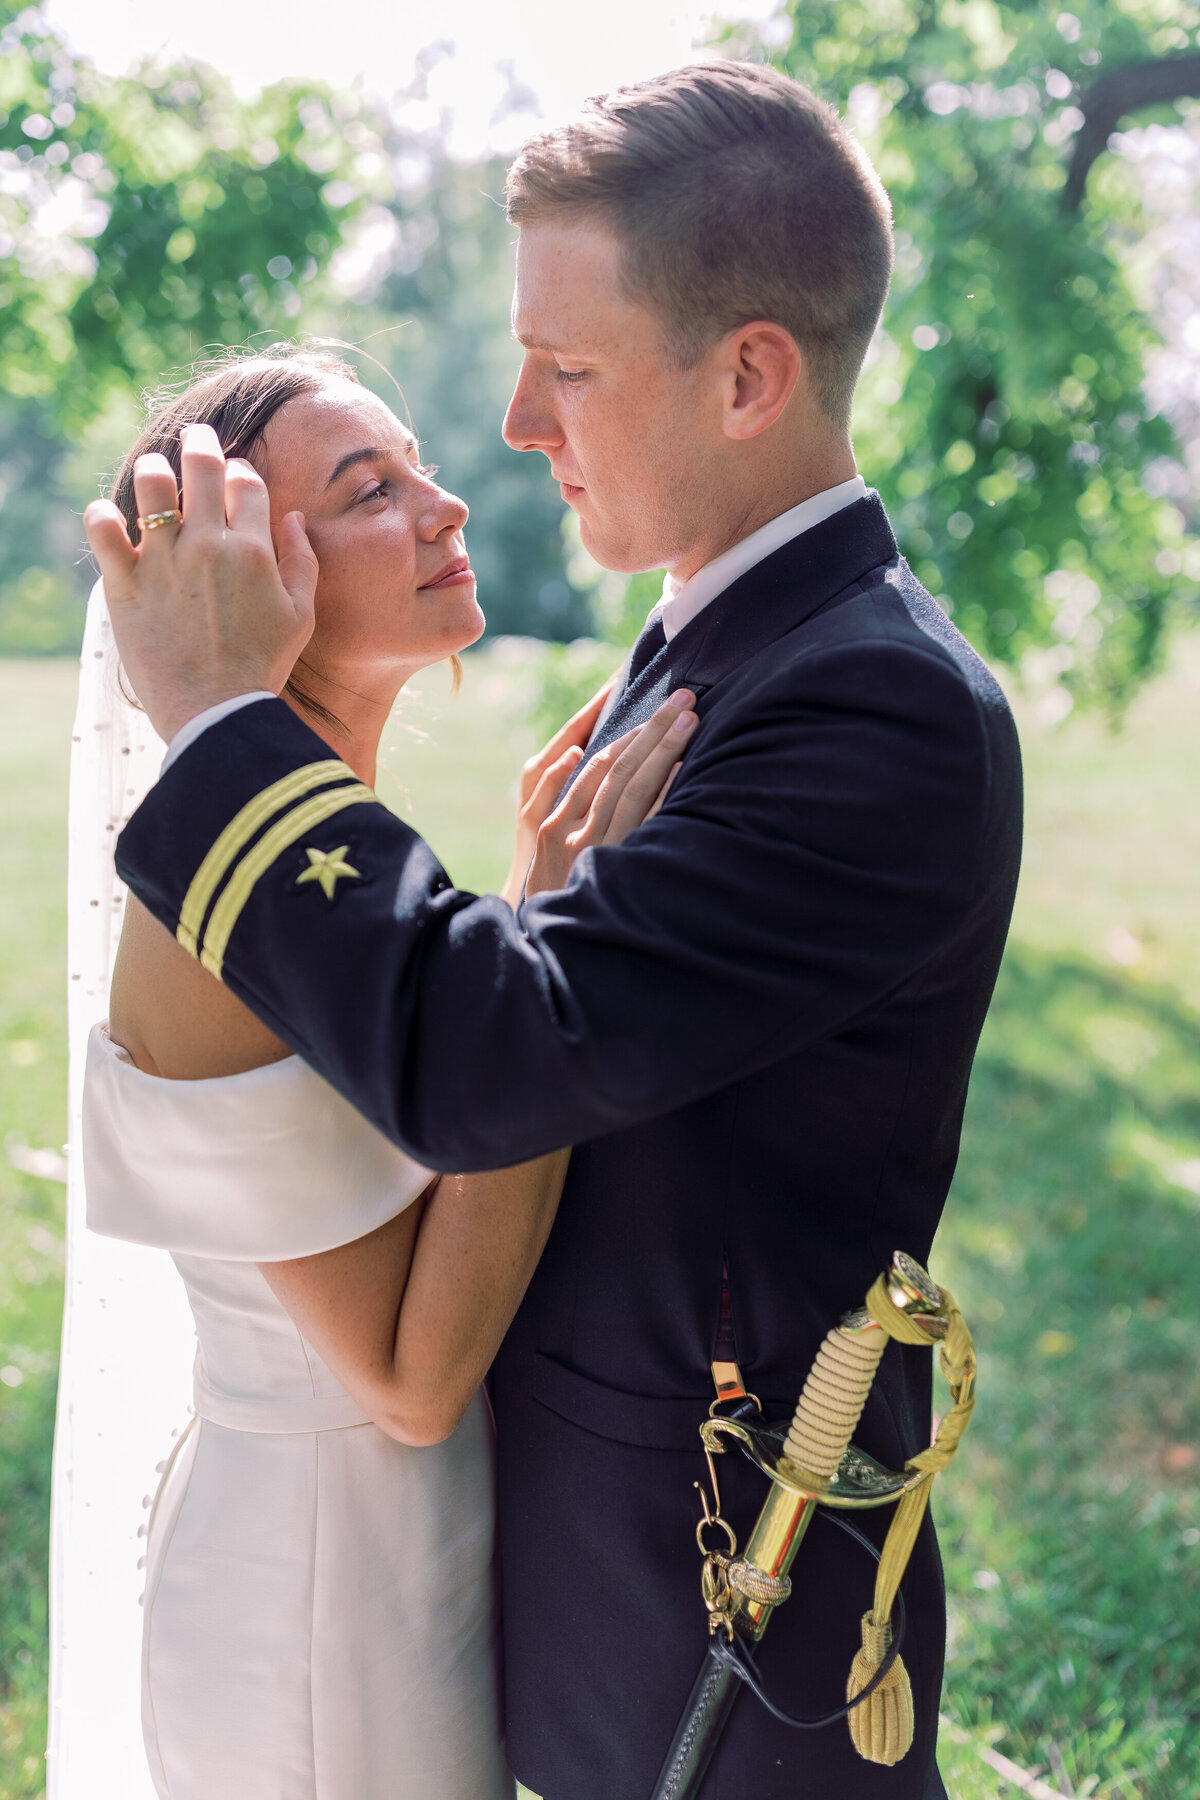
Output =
[{"x1": 653, "y1": 474, "x2": 867, "y2": 643}]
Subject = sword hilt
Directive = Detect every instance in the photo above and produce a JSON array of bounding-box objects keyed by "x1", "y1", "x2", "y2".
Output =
[
  {"x1": 651, "y1": 1254, "x2": 960, "y2": 1800},
  {"x1": 784, "y1": 1316, "x2": 887, "y2": 1479},
  {"x1": 720, "y1": 1256, "x2": 941, "y2": 1641},
  {"x1": 785, "y1": 1252, "x2": 945, "y2": 1482}
]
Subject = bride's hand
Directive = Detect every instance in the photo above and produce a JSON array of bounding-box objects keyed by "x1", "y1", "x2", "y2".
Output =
[
  {"x1": 523, "y1": 690, "x2": 697, "y2": 900},
  {"x1": 499, "y1": 675, "x2": 619, "y2": 907}
]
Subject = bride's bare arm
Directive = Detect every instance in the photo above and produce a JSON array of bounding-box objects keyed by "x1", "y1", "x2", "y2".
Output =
[
  {"x1": 259, "y1": 1152, "x2": 569, "y2": 1446},
  {"x1": 109, "y1": 892, "x2": 295, "y2": 1079},
  {"x1": 107, "y1": 894, "x2": 560, "y2": 1446}
]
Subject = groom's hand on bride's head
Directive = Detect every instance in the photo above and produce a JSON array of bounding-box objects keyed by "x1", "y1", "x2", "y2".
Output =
[
  {"x1": 523, "y1": 691, "x2": 697, "y2": 899},
  {"x1": 84, "y1": 423, "x2": 318, "y2": 747}
]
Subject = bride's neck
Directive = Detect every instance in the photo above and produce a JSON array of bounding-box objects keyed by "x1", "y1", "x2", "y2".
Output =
[{"x1": 282, "y1": 671, "x2": 401, "y2": 792}]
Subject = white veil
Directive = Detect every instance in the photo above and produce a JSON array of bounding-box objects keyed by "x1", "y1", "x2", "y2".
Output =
[{"x1": 47, "y1": 580, "x2": 198, "y2": 1798}]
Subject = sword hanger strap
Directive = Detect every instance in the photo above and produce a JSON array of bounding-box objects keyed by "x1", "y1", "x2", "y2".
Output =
[{"x1": 709, "y1": 1264, "x2": 761, "y2": 1423}]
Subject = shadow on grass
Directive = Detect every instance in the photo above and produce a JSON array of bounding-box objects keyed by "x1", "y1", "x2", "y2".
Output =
[
  {"x1": 0, "y1": 1365, "x2": 53, "y2": 1800},
  {"x1": 937, "y1": 945, "x2": 1200, "y2": 1800}
]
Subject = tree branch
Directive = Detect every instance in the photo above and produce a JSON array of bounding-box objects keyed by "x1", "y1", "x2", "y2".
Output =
[{"x1": 1063, "y1": 52, "x2": 1200, "y2": 212}]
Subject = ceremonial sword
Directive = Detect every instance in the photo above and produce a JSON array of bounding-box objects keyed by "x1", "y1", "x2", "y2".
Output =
[{"x1": 649, "y1": 1251, "x2": 973, "y2": 1800}]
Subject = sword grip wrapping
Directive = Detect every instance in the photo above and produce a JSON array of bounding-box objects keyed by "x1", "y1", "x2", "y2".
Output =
[{"x1": 784, "y1": 1324, "x2": 887, "y2": 1479}]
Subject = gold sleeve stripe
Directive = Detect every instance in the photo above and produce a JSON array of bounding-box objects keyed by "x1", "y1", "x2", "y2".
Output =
[
  {"x1": 198, "y1": 782, "x2": 378, "y2": 981},
  {"x1": 176, "y1": 759, "x2": 349, "y2": 956}
]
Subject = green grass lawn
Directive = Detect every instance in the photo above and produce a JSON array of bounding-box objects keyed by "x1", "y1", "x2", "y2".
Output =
[
  {"x1": 1, "y1": 640, "x2": 1197, "y2": 1800},
  {"x1": 930, "y1": 646, "x2": 1200, "y2": 1799}
]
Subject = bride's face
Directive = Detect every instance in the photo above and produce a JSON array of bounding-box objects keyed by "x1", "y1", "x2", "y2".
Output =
[{"x1": 257, "y1": 380, "x2": 485, "y2": 690}]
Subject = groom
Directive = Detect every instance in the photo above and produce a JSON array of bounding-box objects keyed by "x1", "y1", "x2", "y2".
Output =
[{"x1": 89, "y1": 62, "x2": 1021, "y2": 1800}]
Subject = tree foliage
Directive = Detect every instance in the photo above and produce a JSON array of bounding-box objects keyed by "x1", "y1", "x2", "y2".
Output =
[
  {"x1": 771, "y1": 0, "x2": 1199, "y2": 712},
  {"x1": 0, "y1": 9, "x2": 380, "y2": 424},
  {"x1": 2, "y1": 1, "x2": 1198, "y2": 694},
  {"x1": 0, "y1": 4, "x2": 391, "y2": 650},
  {"x1": 0, "y1": 16, "x2": 588, "y2": 650}
]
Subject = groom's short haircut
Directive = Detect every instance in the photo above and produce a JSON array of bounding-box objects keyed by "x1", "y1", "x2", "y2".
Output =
[{"x1": 506, "y1": 61, "x2": 893, "y2": 428}]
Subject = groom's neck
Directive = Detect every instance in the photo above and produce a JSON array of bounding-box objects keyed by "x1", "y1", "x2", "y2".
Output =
[{"x1": 666, "y1": 429, "x2": 857, "y2": 585}]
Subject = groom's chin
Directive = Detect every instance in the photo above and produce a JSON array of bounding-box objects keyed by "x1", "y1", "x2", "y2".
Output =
[{"x1": 575, "y1": 518, "x2": 649, "y2": 578}]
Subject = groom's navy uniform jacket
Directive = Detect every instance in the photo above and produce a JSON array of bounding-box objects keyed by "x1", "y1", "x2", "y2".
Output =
[{"x1": 117, "y1": 494, "x2": 1021, "y2": 1800}]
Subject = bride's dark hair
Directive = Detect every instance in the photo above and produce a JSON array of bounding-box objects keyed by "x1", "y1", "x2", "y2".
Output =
[{"x1": 108, "y1": 340, "x2": 460, "y2": 730}]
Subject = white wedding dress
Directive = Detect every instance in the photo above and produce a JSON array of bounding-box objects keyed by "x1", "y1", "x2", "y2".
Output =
[{"x1": 82, "y1": 1024, "x2": 513, "y2": 1800}]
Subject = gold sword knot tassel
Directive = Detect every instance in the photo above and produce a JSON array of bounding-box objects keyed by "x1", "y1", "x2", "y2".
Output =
[{"x1": 844, "y1": 1265, "x2": 978, "y2": 1766}]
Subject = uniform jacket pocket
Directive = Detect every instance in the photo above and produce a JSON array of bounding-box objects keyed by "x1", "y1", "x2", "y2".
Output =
[{"x1": 531, "y1": 1352, "x2": 714, "y2": 1452}]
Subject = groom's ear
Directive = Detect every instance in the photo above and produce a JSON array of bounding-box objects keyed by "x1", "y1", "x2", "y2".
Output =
[{"x1": 718, "y1": 322, "x2": 803, "y2": 442}]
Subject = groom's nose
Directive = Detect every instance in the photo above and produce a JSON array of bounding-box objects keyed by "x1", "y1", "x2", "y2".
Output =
[{"x1": 502, "y1": 358, "x2": 562, "y2": 458}]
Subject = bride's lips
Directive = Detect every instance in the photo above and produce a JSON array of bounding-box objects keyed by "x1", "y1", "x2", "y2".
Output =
[{"x1": 418, "y1": 555, "x2": 475, "y2": 591}]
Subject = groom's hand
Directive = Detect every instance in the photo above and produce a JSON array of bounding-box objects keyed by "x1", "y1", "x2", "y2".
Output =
[{"x1": 84, "y1": 424, "x2": 318, "y2": 746}]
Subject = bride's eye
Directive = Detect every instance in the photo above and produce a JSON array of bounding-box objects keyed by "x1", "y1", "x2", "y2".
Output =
[{"x1": 360, "y1": 480, "x2": 390, "y2": 503}]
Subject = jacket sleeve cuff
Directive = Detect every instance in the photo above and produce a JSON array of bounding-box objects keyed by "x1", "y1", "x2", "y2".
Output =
[{"x1": 160, "y1": 692, "x2": 277, "y2": 774}]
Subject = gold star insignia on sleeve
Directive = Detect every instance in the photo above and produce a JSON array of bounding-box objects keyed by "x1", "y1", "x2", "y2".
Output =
[{"x1": 295, "y1": 844, "x2": 361, "y2": 901}]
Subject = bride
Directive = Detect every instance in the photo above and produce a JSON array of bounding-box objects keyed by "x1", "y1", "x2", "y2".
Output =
[{"x1": 60, "y1": 344, "x2": 695, "y2": 1799}]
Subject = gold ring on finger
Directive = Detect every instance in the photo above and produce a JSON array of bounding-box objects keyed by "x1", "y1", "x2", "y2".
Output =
[{"x1": 137, "y1": 509, "x2": 182, "y2": 532}]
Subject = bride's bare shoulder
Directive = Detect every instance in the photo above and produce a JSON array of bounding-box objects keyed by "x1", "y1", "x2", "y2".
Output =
[{"x1": 109, "y1": 893, "x2": 293, "y2": 1080}]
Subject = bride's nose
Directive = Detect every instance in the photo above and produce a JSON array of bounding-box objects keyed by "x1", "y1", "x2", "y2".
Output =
[{"x1": 418, "y1": 477, "x2": 469, "y2": 539}]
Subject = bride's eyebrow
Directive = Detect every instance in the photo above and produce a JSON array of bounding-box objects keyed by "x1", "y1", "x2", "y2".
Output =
[
  {"x1": 324, "y1": 439, "x2": 417, "y2": 489},
  {"x1": 324, "y1": 447, "x2": 387, "y2": 489}
]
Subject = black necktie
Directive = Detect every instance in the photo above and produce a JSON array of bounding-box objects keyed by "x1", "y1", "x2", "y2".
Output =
[{"x1": 625, "y1": 614, "x2": 667, "y2": 687}]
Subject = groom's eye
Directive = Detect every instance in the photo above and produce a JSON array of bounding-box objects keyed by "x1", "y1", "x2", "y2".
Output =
[{"x1": 556, "y1": 368, "x2": 587, "y2": 385}]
